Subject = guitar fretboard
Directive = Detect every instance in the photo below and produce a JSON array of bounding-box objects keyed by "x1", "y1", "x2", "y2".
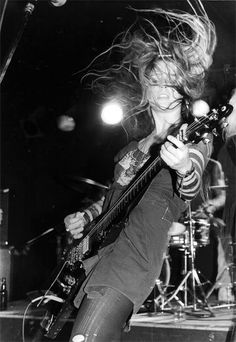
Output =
[{"x1": 67, "y1": 104, "x2": 232, "y2": 263}]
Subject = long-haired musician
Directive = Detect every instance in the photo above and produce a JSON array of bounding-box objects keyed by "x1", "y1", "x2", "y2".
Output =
[{"x1": 64, "y1": 3, "x2": 217, "y2": 341}]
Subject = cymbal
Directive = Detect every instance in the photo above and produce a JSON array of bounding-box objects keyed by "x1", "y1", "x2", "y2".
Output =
[
  {"x1": 66, "y1": 176, "x2": 109, "y2": 190},
  {"x1": 209, "y1": 185, "x2": 228, "y2": 190}
]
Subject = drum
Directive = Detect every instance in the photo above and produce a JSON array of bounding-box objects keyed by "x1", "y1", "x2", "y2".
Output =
[
  {"x1": 184, "y1": 211, "x2": 211, "y2": 247},
  {"x1": 169, "y1": 231, "x2": 190, "y2": 248},
  {"x1": 193, "y1": 217, "x2": 211, "y2": 246},
  {"x1": 168, "y1": 222, "x2": 189, "y2": 248},
  {"x1": 169, "y1": 214, "x2": 211, "y2": 248}
]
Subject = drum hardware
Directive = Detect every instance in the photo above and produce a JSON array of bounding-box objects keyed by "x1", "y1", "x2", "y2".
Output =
[
  {"x1": 64, "y1": 175, "x2": 109, "y2": 190},
  {"x1": 168, "y1": 213, "x2": 211, "y2": 249},
  {"x1": 152, "y1": 255, "x2": 177, "y2": 314},
  {"x1": 154, "y1": 205, "x2": 214, "y2": 316},
  {"x1": 206, "y1": 240, "x2": 236, "y2": 307},
  {"x1": 209, "y1": 185, "x2": 228, "y2": 190}
]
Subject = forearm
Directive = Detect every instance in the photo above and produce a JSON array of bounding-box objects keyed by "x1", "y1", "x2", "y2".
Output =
[
  {"x1": 176, "y1": 160, "x2": 201, "y2": 200},
  {"x1": 176, "y1": 140, "x2": 212, "y2": 200}
]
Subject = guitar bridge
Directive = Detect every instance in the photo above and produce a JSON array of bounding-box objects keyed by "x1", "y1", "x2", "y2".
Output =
[
  {"x1": 40, "y1": 312, "x2": 54, "y2": 332},
  {"x1": 56, "y1": 278, "x2": 72, "y2": 294}
]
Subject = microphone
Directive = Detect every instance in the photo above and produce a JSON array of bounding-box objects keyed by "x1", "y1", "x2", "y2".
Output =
[
  {"x1": 24, "y1": 0, "x2": 67, "y2": 16},
  {"x1": 50, "y1": 0, "x2": 67, "y2": 7}
]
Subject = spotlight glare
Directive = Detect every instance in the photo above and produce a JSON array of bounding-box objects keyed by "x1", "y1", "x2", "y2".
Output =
[
  {"x1": 101, "y1": 102, "x2": 123, "y2": 125},
  {"x1": 57, "y1": 115, "x2": 76, "y2": 131},
  {"x1": 192, "y1": 100, "x2": 210, "y2": 117}
]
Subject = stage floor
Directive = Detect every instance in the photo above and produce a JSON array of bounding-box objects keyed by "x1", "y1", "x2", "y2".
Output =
[{"x1": 0, "y1": 299, "x2": 236, "y2": 342}]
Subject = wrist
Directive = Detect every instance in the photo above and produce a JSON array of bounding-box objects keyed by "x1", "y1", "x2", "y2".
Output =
[
  {"x1": 83, "y1": 210, "x2": 91, "y2": 224},
  {"x1": 176, "y1": 161, "x2": 195, "y2": 178}
]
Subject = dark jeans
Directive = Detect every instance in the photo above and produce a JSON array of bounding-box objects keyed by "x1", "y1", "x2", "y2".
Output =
[
  {"x1": 69, "y1": 287, "x2": 133, "y2": 342},
  {"x1": 71, "y1": 170, "x2": 187, "y2": 341}
]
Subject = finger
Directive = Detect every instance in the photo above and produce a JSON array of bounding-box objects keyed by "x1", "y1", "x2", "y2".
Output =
[
  {"x1": 180, "y1": 123, "x2": 188, "y2": 131},
  {"x1": 65, "y1": 221, "x2": 80, "y2": 231},
  {"x1": 160, "y1": 149, "x2": 179, "y2": 165},
  {"x1": 74, "y1": 211, "x2": 84, "y2": 219},
  {"x1": 64, "y1": 213, "x2": 79, "y2": 224},
  {"x1": 66, "y1": 222, "x2": 84, "y2": 232},
  {"x1": 166, "y1": 135, "x2": 185, "y2": 149},
  {"x1": 68, "y1": 217, "x2": 84, "y2": 224},
  {"x1": 73, "y1": 232, "x2": 83, "y2": 239},
  {"x1": 163, "y1": 141, "x2": 173, "y2": 149},
  {"x1": 163, "y1": 143, "x2": 179, "y2": 155},
  {"x1": 178, "y1": 123, "x2": 188, "y2": 142},
  {"x1": 162, "y1": 143, "x2": 182, "y2": 159},
  {"x1": 69, "y1": 224, "x2": 84, "y2": 232}
]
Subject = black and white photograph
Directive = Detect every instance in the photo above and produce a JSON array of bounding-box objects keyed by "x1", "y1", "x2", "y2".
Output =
[{"x1": 0, "y1": 0, "x2": 236, "y2": 341}]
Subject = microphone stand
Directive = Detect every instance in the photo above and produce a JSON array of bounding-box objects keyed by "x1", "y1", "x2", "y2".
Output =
[
  {"x1": 0, "y1": 0, "x2": 37, "y2": 84},
  {"x1": 9, "y1": 223, "x2": 66, "y2": 257},
  {"x1": 22, "y1": 227, "x2": 55, "y2": 247}
]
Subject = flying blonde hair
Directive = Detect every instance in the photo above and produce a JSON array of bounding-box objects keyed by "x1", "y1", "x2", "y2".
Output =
[{"x1": 81, "y1": 0, "x2": 217, "y2": 138}]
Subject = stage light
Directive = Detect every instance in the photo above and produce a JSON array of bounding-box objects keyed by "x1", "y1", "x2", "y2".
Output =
[
  {"x1": 57, "y1": 115, "x2": 76, "y2": 131},
  {"x1": 101, "y1": 102, "x2": 123, "y2": 125},
  {"x1": 192, "y1": 99, "x2": 210, "y2": 117}
]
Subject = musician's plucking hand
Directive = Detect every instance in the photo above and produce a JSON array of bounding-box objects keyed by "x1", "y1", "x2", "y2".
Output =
[
  {"x1": 160, "y1": 134, "x2": 192, "y2": 176},
  {"x1": 64, "y1": 211, "x2": 87, "y2": 239}
]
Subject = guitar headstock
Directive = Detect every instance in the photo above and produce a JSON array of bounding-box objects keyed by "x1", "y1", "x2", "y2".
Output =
[{"x1": 186, "y1": 103, "x2": 233, "y2": 144}]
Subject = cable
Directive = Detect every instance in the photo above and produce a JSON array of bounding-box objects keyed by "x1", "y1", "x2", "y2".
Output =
[
  {"x1": 21, "y1": 295, "x2": 64, "y2": 342},
  {"x1": 0, "y1": 0, "x2": 9, "y2": 32}
]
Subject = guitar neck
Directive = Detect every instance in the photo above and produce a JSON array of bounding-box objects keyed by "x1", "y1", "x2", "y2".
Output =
[
  {"x1": 88, "y1": 153, "x2": 163, "y2": 237},
  {"x1": 75, "y1": 103, "x2": 233, "y2": 249}
]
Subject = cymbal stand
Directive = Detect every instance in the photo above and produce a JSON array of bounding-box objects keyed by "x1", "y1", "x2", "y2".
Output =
[
  {"x1": 206, "y1": 240, "x2": 236, "y2": 308},
  {"x1": 188, "y1": 207, "x2": 198, "y2": 310},
  {"x1": 158, "y1": 205, "x2": 214, "y2": 316}
]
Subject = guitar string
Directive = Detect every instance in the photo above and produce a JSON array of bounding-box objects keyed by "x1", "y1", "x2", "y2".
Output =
[
  {"x1": 83, "y1": 110, "x2": 218, "y2": 238},
  {"x1": 82, "y1": 107, "x2": 226, "y2": 242},
  {"x1": 34, "y1": 106, "x2": 229, "y2": 338},
  {"x1": 72, "y1": 105, "x2": 227, "y2": 255}
]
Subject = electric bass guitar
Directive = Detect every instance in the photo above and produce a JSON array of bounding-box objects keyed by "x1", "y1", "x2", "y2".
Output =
[{"x1": 34, "y1": 103, "x2": 232, "y2": 340}]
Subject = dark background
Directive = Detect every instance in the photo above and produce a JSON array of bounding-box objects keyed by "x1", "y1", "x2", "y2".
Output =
[{"x1": 0, "y1": 0, "x2": 236, "y2": 299}]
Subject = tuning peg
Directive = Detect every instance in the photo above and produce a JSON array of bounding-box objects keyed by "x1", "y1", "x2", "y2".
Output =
[
  {"x1": 212, "y1": 128, "x2": 218, "y2": 137},
  {"x1": 203, "y1": 137, "x2": 211, "y2": 144},
  {"x1": 222, "y1": 121, "x2": 229, "y2": 128}
]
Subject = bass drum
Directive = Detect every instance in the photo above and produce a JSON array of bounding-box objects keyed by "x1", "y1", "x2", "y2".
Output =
[
  {"x1": 140, "y1": 255, "x2": 171, "y2": 312},
  {"x1": 157, "y1": 254, "x2": 171, "y2": 287},
  {"x1": 168, "y1": 222, "x2": 189, "y2": 248}
]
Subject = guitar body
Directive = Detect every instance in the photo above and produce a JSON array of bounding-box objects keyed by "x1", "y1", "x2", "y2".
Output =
[
  {"x1": 42, "y1": 265, "x2": 86, "y2": 339},
  {"x1": 32, "y1": 103, "x2": 233, "y2": 340},
  {"x1": 33, "y1": 220, "x2": 124, "y2": 340}
]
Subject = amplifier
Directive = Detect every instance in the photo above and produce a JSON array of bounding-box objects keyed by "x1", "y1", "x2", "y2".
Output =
[{"x1": 0, "y1": 189, "x2": 9, "y2": 246}]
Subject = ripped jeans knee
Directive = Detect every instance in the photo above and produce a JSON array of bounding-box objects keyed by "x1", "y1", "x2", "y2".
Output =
[
  {"x1": 72, "y1": 334, "x2": 86, "y2": 342},
  {"x1": 72, "y1": 333, "x2": 97, "y2": 342},
  {"x1": 69, "y1": 287, "x2": 133, "y2": 342}
]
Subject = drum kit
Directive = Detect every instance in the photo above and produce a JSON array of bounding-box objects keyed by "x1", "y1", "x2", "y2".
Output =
[
  {"x1": 168, "y1": 214, "x2": 211, "y2": 249},
  {"x1": 59, "y1": 176, "x2": 234, "y2": 313},
  {"x1": 154, "y1": 186, "x2": 235, "y2": 315},
  {"x1": 156, "y1": 211, "x2": 211, "y2": 312}
]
